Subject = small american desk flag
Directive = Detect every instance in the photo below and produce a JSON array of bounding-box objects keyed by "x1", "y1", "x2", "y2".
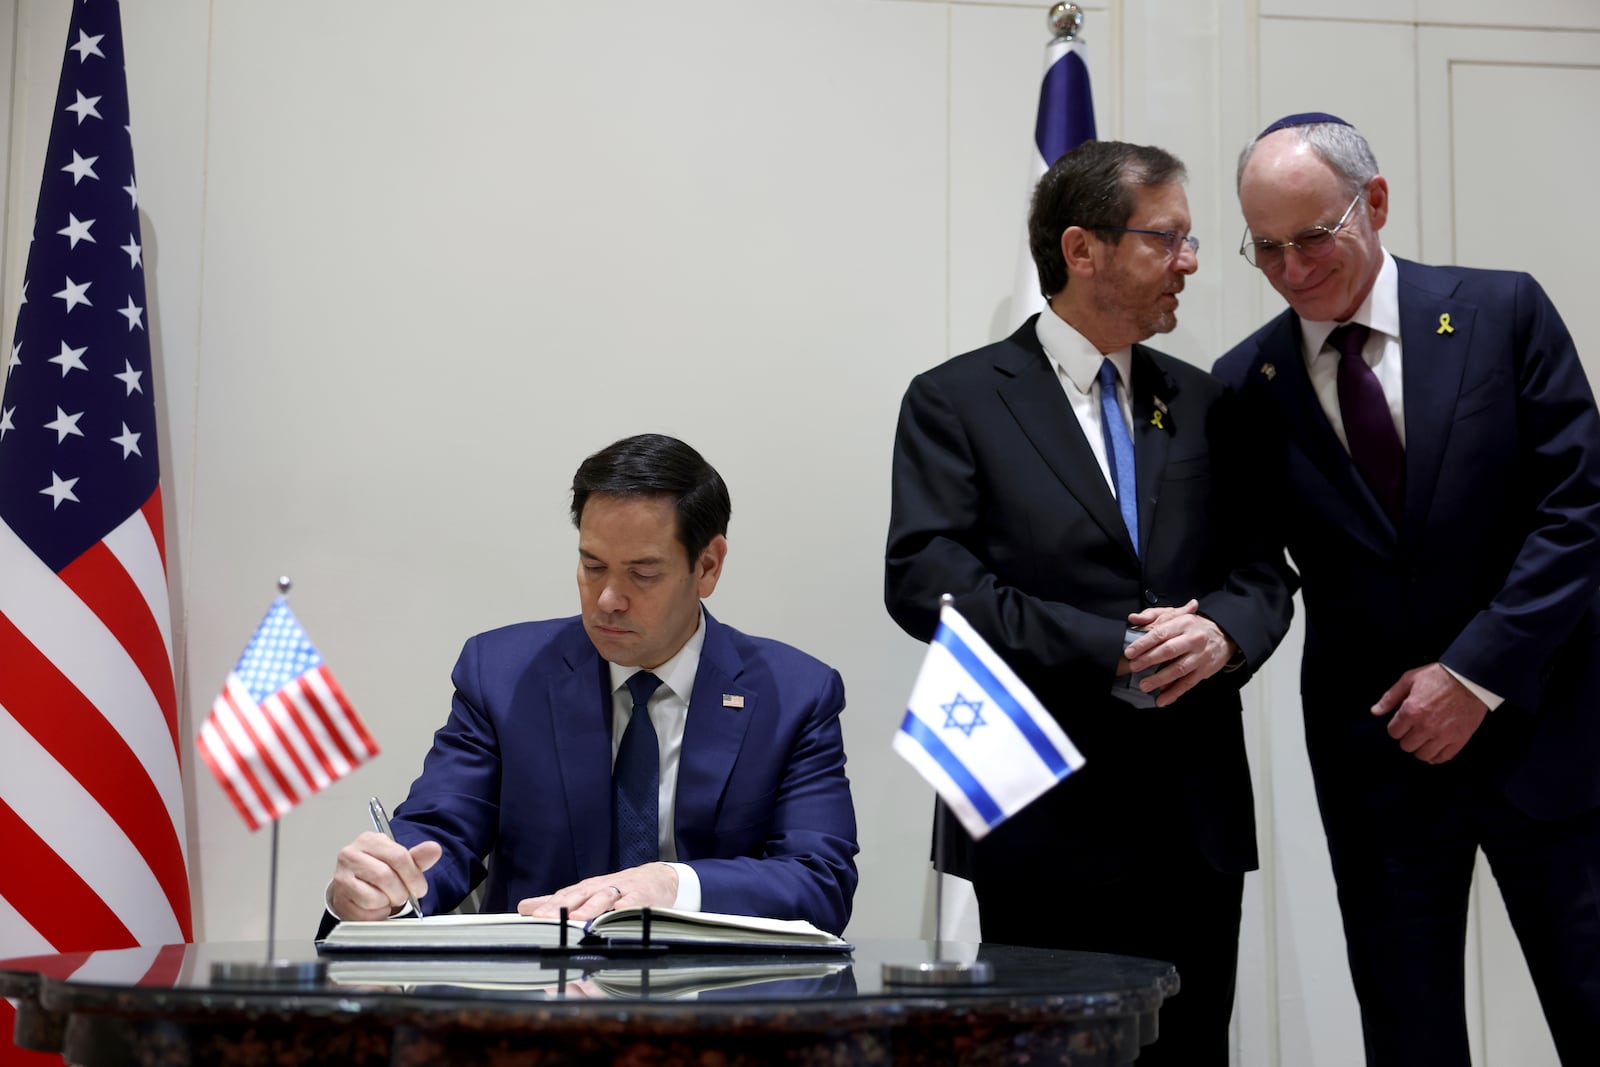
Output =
[
  {"x1": 199, "y1": 597, "x2": 377, "y2": 831},
  {"x1": 894, "y1": 603, "x2": 1084, "y2": 839}
]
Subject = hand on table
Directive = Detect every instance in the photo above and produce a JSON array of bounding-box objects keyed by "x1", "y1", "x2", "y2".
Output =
[{"x1": 518, "y1": 862, "x2": 679, "y2": 923}]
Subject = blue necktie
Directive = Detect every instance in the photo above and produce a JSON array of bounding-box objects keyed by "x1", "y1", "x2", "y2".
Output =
[
  {"x1": 1098, "y1": 359, "x2": 1139, "y2": 554},
  {"x1": 611, "y1": 671, "x2": 663, "y2": 870}
]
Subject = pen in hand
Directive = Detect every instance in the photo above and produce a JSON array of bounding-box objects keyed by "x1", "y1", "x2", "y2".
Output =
[{"x1": 368, "y1": 796, "x2": 425, "y2": 920}]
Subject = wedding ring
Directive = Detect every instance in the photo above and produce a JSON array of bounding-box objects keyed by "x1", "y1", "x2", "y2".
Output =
[{"x1": 609, "y1": 885, "x2": 623, "y2": 896}]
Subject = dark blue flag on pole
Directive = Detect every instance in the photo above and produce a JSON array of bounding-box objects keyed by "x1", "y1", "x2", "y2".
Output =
[
  {"x1": 1013, "y1": 21, "x2": 1097, "y2": 321},
  {"x1": 0, "y1": 0, "x2": 191, "y2": 991}
]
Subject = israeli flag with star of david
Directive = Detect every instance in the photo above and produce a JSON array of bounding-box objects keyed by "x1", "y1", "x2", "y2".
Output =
[{"x1": 893, "y1": 603, "x2": 1084, "y2": 840}]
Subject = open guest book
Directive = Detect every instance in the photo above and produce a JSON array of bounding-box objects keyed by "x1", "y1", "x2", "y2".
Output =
[
  {"x1": 317, "y1": 907, "x2": 851, "y2": 954},
  {"x1": 325, "y1": 956, "x2": 851, "y2": 997}
]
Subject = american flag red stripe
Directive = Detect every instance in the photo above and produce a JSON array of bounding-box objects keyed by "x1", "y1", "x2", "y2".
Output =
[
  {"x1": 266, "y1": 686, "x2": 338, "y2": 784},
  {"x1": 134, "y1": 943, "x2": 187, "y2": 987},
  {"x1": 58, "y1": 537, "x2": 177, "y2": 750},
  {"x1": 194, "y1": 718, "x2": 271, "y2": 832},
  {"x1": 0, "y1": 515, "x2": 189, "y2": 943},
  {"x1": 199, "y1": 598, "x2": 378, "y2": 832},
  {"x1": 0, "y1": 798, "x2": 132, "y2": 952},
  {"x1": 299, "y1": 667, "x2": 373, "y2": 766},
  {"x1": 0, "y1": 600, "x2": 190, "y2": 943}
]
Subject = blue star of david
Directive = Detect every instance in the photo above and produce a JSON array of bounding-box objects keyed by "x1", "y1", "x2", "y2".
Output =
[{"x1": 940, "y1": 693, "x2": 986, "y2": 737}]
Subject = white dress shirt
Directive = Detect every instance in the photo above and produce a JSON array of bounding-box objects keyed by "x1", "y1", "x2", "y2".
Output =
[
  {"x1": 1035, "y1": 302, "x2": 1134, "y2": 497},
  {"x1": 1299, "y1": 250, "x2": 1407, "y2": 450},
  {"x1": 606, "y1": 609, "x2": 707, "y2": 909},
  {"x1": 1296, "y1": 250, "x2": 1500, "y2": 711}
]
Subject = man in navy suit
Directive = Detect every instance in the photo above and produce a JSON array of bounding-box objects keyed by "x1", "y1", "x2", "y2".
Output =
[
  {"x1": 327, "y1": 434, "x2": 858, "y2": 935},
  {"x1": 1214, "y1": 114, "x2": 1600, "y2": 1065},
  {"x1": 886, "y1": 140, "x2": 1294, "y2": 1065}
]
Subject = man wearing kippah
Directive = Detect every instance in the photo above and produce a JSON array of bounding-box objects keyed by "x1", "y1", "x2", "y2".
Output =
[
  {"x1": 1216, "y1": 113, "x2": 1600, "y2": 1065},
  {"x1": 888, "y1": 140, "x2": 1295, "y2": 1065}
]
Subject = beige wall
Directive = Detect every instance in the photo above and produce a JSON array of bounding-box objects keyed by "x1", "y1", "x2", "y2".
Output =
[{"x1": 2, "y1": 2, "x2": 1595, "y2": 1064}]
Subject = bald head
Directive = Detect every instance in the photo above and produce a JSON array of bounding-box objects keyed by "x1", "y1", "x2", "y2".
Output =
[{"x1": 1237, "y1": 126, "x2": 1389, "y2": 324}]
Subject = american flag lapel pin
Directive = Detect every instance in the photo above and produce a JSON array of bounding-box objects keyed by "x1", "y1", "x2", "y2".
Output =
[{"x1": 722, "y1": 694, "x2": 745, "y2": 709}]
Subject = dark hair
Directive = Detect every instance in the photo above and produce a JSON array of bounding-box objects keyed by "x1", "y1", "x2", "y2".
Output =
[
  {"x1": 570, "y1": 434, "x2": 731, "y2": 561},
  {"x1": 1027, "y1": 140, "x2": 1187, "y2": 299}
]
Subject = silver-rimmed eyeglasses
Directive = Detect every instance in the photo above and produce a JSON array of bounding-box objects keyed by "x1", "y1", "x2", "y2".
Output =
[
  {"x1": 1095, "y1": 227, "x2": 1200, "y2": 259},
  {"x1": 1239, "y1": 192, "x2": 1363, "y2": 270}
]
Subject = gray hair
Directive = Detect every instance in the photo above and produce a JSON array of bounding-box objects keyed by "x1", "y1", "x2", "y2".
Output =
[{"x1": 1236, "y1": 121, "x2": 1380, "y2": 194}]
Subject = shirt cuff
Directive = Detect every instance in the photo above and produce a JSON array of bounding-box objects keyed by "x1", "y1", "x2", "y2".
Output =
[
  {"x1": 668, "y1": 862, "x2": 701, "y2": 911},
  {"x1": 325, "y1": 879, "x2": 412, "y2": 921},
  {"x1": 1442, "y1": 665, "x2": 1503, "y2": 711}
]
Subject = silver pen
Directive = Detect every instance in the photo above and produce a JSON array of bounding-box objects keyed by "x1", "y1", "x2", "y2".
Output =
[{"x1": 368, "y1": 796, "x2": 424, "y2": 920}]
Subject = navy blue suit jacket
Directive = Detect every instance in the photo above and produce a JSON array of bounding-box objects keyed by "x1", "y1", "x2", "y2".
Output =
[
  {"x1": 886, "y1": 319, "x2": 1295, "y2": 877},
  {"x1": 389, "y1": 611, "x2": 859, "y2": 935},
  {"x1": 1214, "y1": 258, "x2": 1600, "y2": 819}
]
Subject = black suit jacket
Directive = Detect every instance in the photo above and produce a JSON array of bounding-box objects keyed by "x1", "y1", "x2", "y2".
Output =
[
  {"x1": 886, "y1": 317, "x2": 1295, "y2": 880},
  {"x1": 1213, "y1": 258, "x2": 1600, "y2": 820}
]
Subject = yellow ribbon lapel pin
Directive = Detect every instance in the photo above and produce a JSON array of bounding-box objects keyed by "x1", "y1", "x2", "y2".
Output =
[{"x1": 1437, "y1": 313, "x2": 1454, "y2": 335}]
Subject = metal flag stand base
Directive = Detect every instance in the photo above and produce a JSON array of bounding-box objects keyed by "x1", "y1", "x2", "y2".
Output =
[
  {"x1": 209, "y1": 818, "x2": 328, "y2": 987},
  {"x1": 210, "y1": 577, "x2": 328, "y2": 988},
  {"x1": 882, "y1": 788, "x2": 994, "y2": 987}
]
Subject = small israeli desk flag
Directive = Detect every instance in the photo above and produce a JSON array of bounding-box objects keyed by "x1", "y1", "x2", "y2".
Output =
[{"x1": 893, "y1": 601, "x2": 1085, "y2": 840}]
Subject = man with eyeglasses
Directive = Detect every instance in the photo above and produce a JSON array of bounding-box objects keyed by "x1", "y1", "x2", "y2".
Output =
[
  {"x1": 1216, "y1": 113, "x2": 1600, "y2": 1065},
  {"x1": 885, "y1": 140, "x2": 1294, "y2": 1066}
]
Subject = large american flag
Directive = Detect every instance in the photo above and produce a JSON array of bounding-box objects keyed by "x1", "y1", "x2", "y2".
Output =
[
  {"x1": 0, "y1": 0, "x2": 192, "y2": 986},
  {"x1": 199, "y1": 597, "x2": 378, "y2": 832}
]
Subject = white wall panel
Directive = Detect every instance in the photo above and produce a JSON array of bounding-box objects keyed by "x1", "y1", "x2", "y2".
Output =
[
  {"x1": 1419, "y1": 29, "x2": 1600, "y2": 1067},
  {"x1": 1260, "y1": 0, "x2": 1417, "y2": 23},
  {"x1": 179, "y1": 0, "x2": 952, "y2": 944},
  {"x1": 1418, "y1": 0, "x2": 1600, "y2": 30}
]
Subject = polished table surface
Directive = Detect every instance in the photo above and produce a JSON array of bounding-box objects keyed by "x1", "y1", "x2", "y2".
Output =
[{"x1": 0, "y1": 937, "x2": 1178, "y2": 1065}]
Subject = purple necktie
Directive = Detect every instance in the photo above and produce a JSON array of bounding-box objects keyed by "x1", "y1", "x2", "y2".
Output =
[{"x1": 1330, "y1": 323, "x2": 1404, "y2": 523}]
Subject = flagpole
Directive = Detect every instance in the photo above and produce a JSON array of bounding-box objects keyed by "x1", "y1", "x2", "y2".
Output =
[
  {"x1": 266, "y1": 819, "x2": 279, "y2": 962},
  {"x1": 1012, "y1": 1, "x2": 1096, "y2": 324},
  {"x1": 883, "y1": 595, "x2": 994, "y2": 988},
  {"x1": 210, "y1": 577, "x2": 326, "y2": 987},
  {"x1": 932, "y1": 794, "x2": 948, "y2": 964},
  {"x1": 264, "y1": 575, "x2": 294, "y2": 962}
]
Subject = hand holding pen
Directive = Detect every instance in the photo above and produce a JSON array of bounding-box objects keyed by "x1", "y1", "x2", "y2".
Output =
[{"x1": 367, "y1": 796, "x2": 425, "y2": 920}]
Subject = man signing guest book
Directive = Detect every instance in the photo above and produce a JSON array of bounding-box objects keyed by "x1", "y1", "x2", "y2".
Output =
[{"x1": 323, "y1": 434, "x2": 859, "y2": 936}]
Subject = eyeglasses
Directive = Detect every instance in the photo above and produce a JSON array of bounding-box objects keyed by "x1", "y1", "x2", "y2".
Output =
[
  {"x1": 1095, "y1": 227, "x2": 1200, "y2": 259},
  {"x1": 1239, "y1": 193, "x2": 1363, "y2": 270}
]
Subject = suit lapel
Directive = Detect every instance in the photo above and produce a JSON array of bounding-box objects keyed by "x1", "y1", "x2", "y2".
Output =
[
  {"x1": 1396, "y1": 260, "x2": 1471, "y2": 535},
  {"x1": 1130, "y1": 346, "x2": 1174, "y2": 555},
  {"x1": 548, "y1": 628, "x2": 614, "y2": 879},
  {"x1": 674, "y1": 613, "x2": 752, "y2": 858},
  {"x1": 994, "y1": 331, "x2": 1137, "y2": 559},
  {"x1": 1257, "y1": 313, "x2": 1397, "y2": 544}
]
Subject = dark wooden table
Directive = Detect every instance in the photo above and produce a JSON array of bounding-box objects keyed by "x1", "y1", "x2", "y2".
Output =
[{"x1": 0, "y1": 937, "x2": 1177, "y2": 1065}]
